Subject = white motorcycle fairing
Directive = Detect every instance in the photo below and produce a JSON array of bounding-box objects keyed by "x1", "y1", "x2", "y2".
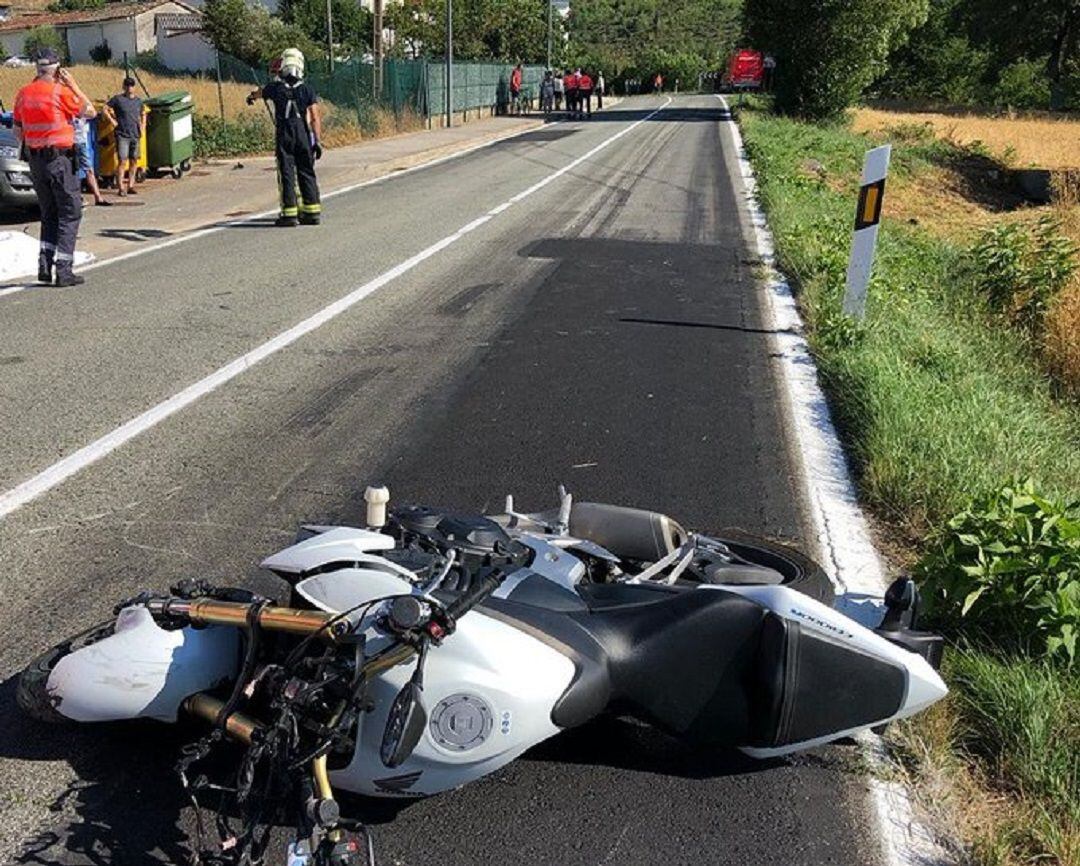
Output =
[{"x1": 46, "y1": 606, "x2": 240, "y2": 722}]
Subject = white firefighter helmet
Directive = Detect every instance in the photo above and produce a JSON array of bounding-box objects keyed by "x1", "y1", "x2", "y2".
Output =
[{"x1": 279, "y1": 47, "x2": 305, "y2": 81}]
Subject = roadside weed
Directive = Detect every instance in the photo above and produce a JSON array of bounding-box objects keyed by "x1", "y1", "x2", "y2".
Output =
[
  {"x1": 971, "y1": 217, "x2": 1078, "y2": 332},
  {"x1": 917, "y1": 479, "x2": 1080, "y2": 664}
]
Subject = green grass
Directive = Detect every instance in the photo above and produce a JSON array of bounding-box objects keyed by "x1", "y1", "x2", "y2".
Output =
[
  {"x1": 737, "y1": 103, "x2": 1080, "y2": 865},
  {"x1": 891, "y1": 647, "x2": 1079, "y2": 865},
  {"x1": 947, "y1": 649, "x2": 1078, "y2": 813},
  {"x1": 738, "y1": 106, "x2": 1080, "y2": 539}
]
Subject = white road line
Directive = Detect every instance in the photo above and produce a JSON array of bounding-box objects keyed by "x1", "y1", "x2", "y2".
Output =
[
  {"x1": 717, "y1": 95, "x2": 951, "y2": 866},
  {"x1": 0, "y1": 98, "x2": 671, "y2": 521}
]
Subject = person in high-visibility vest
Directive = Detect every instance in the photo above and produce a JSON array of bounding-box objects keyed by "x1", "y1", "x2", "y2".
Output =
[
  {"x1": 247, "y1": 48, "x2": 322, "y2": 227},
  {"x1": 578, "y1": 70, "x2": 594, "y2": 118},
  {"x1": 564, "y1": 70, "x2": 580, "y2": 117},
  {"x1": 12, "y1": 47, "x2": 96, "y2": 286}
]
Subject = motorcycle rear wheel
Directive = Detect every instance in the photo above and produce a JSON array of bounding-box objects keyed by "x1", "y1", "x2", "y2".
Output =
[
  {"x1": 17, "y1": 620, "x2": 115, "y2": 724},
  {"x1": 698, "y1": 529, "x2": 835, "y2": 605}
]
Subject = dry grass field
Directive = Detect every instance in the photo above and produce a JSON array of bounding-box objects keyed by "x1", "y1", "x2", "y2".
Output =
[
  {"x1": 0, "y1": 64, "x2": 265, "y2": 120},
  {"x1": 853, "y1": 106, "x2": 1080, "y2": 169},
  {"x1": 0, "y1": 64, "x2": 425, "y2": 150}
]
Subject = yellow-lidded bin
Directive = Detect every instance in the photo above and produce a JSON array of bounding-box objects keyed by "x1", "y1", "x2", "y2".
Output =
[{"x1": 94, "y1": 100, "x2": 148, "y2": 186}]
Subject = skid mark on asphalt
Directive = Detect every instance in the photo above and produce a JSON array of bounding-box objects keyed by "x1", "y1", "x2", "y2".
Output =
[{"x1": 0, "y1": 99, "x2": 672, "y2": 523}]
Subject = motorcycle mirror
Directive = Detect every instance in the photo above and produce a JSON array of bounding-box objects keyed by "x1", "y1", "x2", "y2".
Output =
[{"x1": 380, "y1": 680, "x2": 427, "y2": 768}]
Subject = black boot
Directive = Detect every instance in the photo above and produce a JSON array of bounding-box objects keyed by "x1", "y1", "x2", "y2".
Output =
[
  {"x1": 55, "y1": 270, "x2": 85, "y2": 287},
  {"x1": 276, "y1": 215, "x2": 299, "y2": 227},
  {"x1": 299, "y1": 214, "x2": 321, "y2": 226},
  {"x1": 38, "y1": 255, "x2": 53, "y2": 285}
]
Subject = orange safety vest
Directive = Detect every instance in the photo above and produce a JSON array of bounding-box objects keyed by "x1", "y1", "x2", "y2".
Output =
[
  {"x1": 579, "y1": 74, "x2": 593, "y2": 91},
  {"x1": 565, "y1": 74, "x2": 579, "y2": 90},
  {"x1": 13, "y1": 79, "x2": 82, "y2": 149}
]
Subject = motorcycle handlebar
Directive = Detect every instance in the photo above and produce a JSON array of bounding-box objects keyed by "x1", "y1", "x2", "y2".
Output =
[{"x1": 443, "y1": 570, "x2": 502, "y2": 621}]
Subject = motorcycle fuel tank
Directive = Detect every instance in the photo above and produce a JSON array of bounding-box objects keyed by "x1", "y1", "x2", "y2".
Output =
[{"x1": 295, "y1": 563, "x2": 575, "y2": 798}]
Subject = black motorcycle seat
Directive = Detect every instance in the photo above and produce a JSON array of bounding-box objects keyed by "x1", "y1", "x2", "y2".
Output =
[{"x1": 482, "y1": 585, "x2": 769, "y2": 743}]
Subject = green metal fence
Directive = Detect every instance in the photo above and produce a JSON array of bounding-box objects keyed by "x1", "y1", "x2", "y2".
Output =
[
  {"x1": 425, "y1": 62, "x2": 546, "y2": 115},
  {"x1": 216, "y1": 52, "x2": 545, "y2": 123}
]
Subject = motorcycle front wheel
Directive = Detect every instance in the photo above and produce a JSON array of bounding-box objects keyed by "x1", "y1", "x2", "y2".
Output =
[{"x1": 17, "y1": 620, "x2": 115, "y2": 724}]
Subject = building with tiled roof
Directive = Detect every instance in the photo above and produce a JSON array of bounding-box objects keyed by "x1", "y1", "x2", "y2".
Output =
[{"x1": 0, "y1": 0, "x2": 200, "y2": 62}]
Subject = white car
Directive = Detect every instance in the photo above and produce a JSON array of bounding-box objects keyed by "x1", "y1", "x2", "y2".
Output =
[{"x1": 2, "y1": 54, "x2": 33, "y2": 68}]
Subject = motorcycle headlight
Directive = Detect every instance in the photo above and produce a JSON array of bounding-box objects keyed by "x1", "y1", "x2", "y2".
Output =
[{"x1": 0, "y1": 144, "x2": 20, "y2": 160}]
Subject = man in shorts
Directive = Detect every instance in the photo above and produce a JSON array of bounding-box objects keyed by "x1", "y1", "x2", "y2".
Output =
[
  {"x1": 73, "y1": 116, "x2": 110, "y2": 206},
  {"x1": 104, "y1": 77, "x2": 144, "y2": 196}
]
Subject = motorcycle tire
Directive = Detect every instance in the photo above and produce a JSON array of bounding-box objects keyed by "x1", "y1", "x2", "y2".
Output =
[
  {"x1": 17, "y1": 620, "x2": 115, "y2": 724},
  {"x1": 698, "y1": 529, "x2": 835, "y2": 605}
]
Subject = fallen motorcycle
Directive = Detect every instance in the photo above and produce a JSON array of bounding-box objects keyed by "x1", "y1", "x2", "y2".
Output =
[{"x1": 18, "y1": 487, "x2": 947, "y2": 865}]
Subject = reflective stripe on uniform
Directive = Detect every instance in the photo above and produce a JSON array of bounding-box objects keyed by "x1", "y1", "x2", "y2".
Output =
[
  {"x1": 280, "y1": 206, "x2": 298, "y2": 217},
  {"x1": 39, "y1": 241, "x2": 56, "y2": 252},
  {"x1": 299, "y1": 202, "x2": 321, "y2": 214},
  {"x1": 54, "y1": 251, "x2": 74, "y2": 262}
]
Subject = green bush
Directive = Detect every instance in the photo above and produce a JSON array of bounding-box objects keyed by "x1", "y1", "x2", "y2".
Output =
[
  {"x1": 917, "y1": 479, "x2": 1080, "y2": 663},
  {"x1": 88, "y1": 41, "x2": 112, "y2": 65},
  {"x1": 970, "y1": 216, "x2": 1077, "y2": 331},
  {"x1": 23, "y1": 26, "x2": 65, "y2": 61},
  {"x1": 46, "y1": 0, "x2": 104, "y2": 11},
  {"x1": 992, "y1": 57, "x2": 1052, "y2": 110},
  {"x1": 192, "y1": 113, "x2": 274, "y2": 158}
]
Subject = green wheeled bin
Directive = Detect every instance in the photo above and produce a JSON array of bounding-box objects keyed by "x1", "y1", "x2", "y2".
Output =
[{"x1": 145, "y1": 91, "x2": 194, "y2": 179}]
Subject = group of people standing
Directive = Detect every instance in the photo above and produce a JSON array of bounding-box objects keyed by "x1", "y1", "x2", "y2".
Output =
[{"x1": 540, "y1": 69, "x2": 606, "y2": 118}]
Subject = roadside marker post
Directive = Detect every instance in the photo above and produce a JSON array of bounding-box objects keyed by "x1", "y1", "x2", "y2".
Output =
[{"x1": 843, "y1": 144, "x2": 891, "y2": 319}]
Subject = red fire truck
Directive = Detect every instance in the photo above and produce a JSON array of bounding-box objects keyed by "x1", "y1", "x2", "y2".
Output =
[{"x1": 728, "y1": 49, "x2": 765, "y2": 89}]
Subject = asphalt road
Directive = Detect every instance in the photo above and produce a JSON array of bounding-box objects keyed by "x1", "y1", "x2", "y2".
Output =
[{"x1": 0, "y1": 95, "x2": 881, "y2": 866}]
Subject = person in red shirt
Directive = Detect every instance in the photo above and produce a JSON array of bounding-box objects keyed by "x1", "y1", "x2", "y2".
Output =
[
  {"x1": 564, "y1": 69, "x2": 579, "y2": 117},
  {"x1": 510, "y1": 63, "x2": 523, "y2": 114},
  {"x1": 578, "y1": 70, "x2": 594, "y2": 118},
  {"x1": 13, "y1": 48, "x2": 95, "y2": 286}
]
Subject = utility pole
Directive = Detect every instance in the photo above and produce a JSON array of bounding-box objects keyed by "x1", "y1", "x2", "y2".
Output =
[
  {"x1": 445, "y1": 0, "x2": 452, "y2": 128},
  {"x1": 326, "y1": 0, "x2": 335, "y2": 72},
  {"x1": 546, "y1": 0, "x2": 552, "y2": 69},
  {"x1": 373, "y1": 0, "x2": 384, "y2": 98}
]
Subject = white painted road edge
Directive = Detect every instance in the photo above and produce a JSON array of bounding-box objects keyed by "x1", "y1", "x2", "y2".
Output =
[
  {"x1": 717, "y1": 95, "x2": 951, "y2": 866},
  {"x1": 0, "y1": 98, "x2": 673, "y2": 520},
  {"x1": 0, "y1": 115, "x2": 561, "y2": 296}
]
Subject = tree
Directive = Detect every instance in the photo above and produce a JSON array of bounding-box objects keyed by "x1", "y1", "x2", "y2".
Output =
[
  {"x1": 745, "y1": 0, "x2": 929, "y2": 119},
  {"x1": 280, "y1": 0, "x2": 373, "y2": 57},
  {"x1": 201, "y1": 0, "x2": 316, "y2": 67},
  {"x1": 46, "y1": 0, "x2": 104, "y2": 11},
  {"x1": 873, "y1": 0, "x2": 990, "y2": 103},
  {"x1": 876, "y1": 0, "x2": 1079, "y2": 109},
  {"x1": 568, "y1": 0, "x2": 739, "y2": 79},
  {"x1": 385, "y1": 0, "x2": 550, "y2": 62},
  {"x1": 23, "y1": 26, "x2": 65, "y2": 60}
]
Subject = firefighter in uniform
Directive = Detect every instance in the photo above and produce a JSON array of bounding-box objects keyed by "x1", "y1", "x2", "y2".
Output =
[
  {"x1": 13, "y1": 48, "x2": 96, "y2": 286},
  {"x1": 248, "y1": 48, "x2": 322, "y2": 227}
]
